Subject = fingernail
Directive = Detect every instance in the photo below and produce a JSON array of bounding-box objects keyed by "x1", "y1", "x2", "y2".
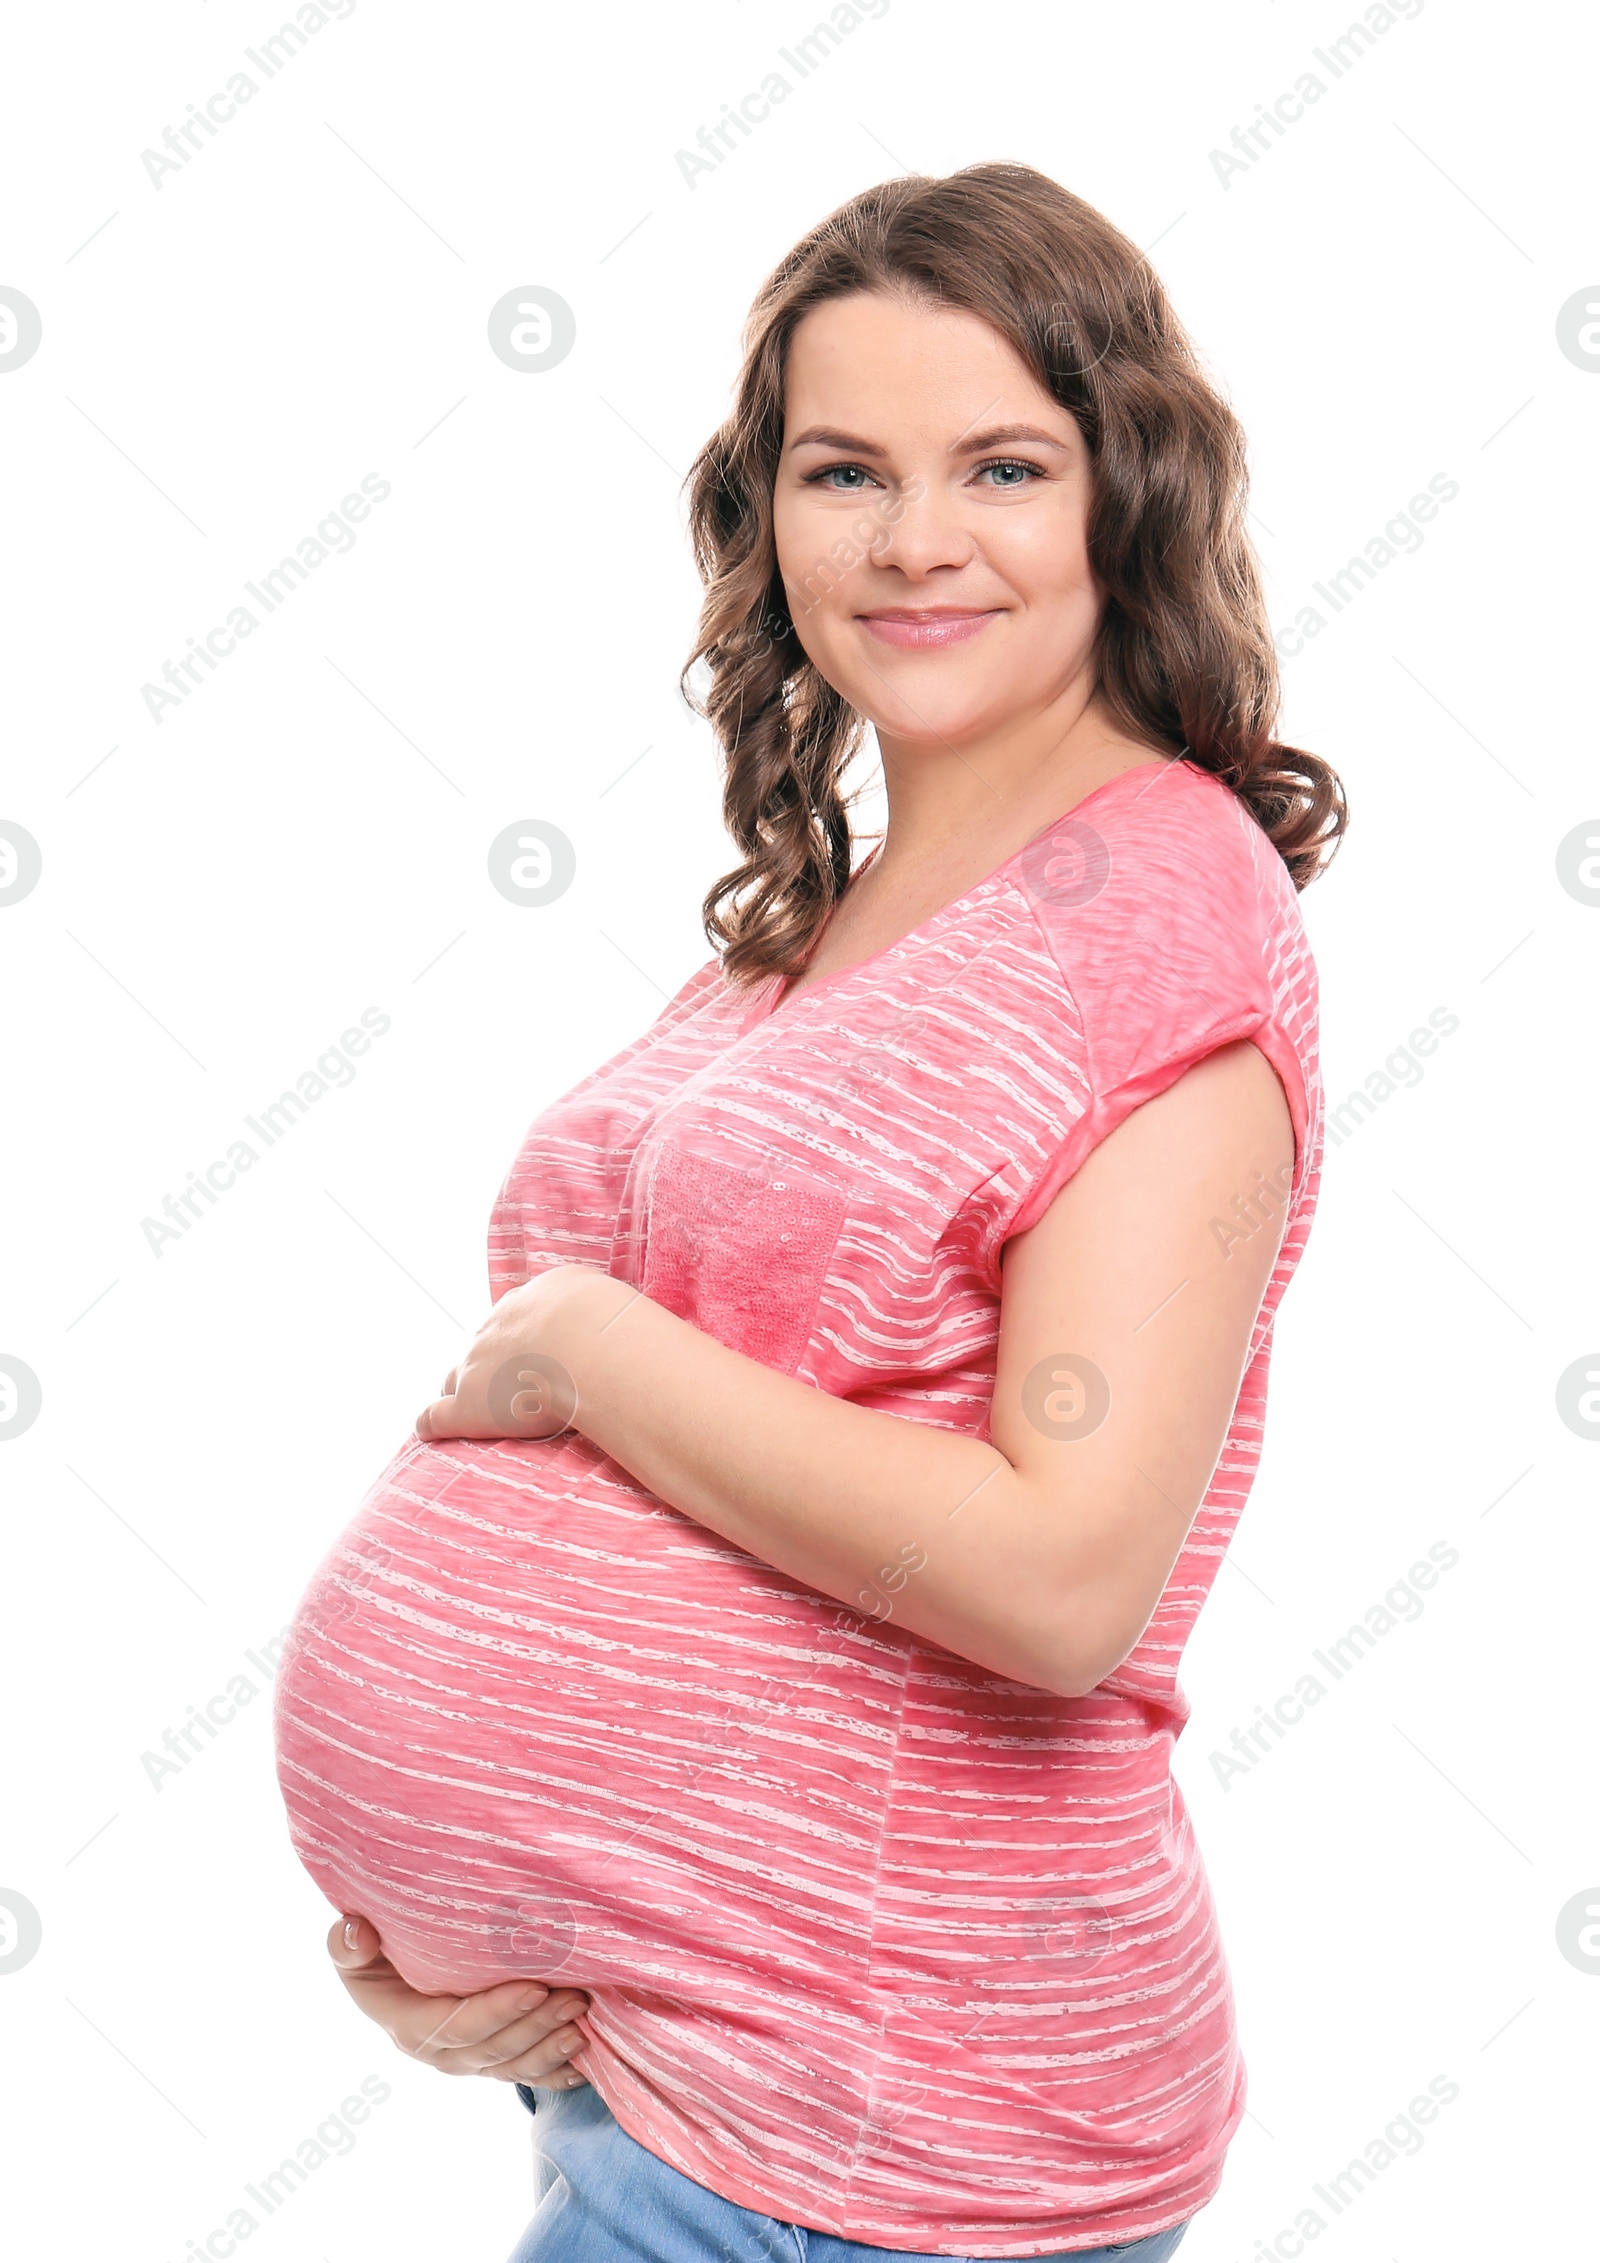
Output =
[
  {"x1": 342, "y1": 1919, "x2": 360, "y2": 1950},
  {"x1": 516, "y1": 1986, "x2": 547, "y2": 2010}
]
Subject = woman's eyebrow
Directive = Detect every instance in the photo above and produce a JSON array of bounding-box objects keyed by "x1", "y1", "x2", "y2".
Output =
[
  {"x1": 958, "y1": 422, "x2": 1073, "y2": 454},
  {"x1": 785, "y1": 421, "x2": 1074, "y2": 456},
  {"x1": 786, "y1": 425, "x2": 889, "y2": 456}
]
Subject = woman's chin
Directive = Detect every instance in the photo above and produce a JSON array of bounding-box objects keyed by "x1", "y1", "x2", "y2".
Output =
[{"x1": 850, "y1": 688, "x2": 1013, "y2": 752}]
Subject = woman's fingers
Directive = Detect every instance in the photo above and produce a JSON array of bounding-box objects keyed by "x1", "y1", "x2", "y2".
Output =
[
  {"x1": 441, "y1": 1997, "x2": 591, "y2": 2078},
  {"x1": 325, "y1": 1912, "x2": 590, "y2": 2076},
  {"x1": 487, "y1": 2024, "x2": 592, "y2": 2086},
  {"x1": 415, "y1": 1399, "x2": 508, "y2": 1443},
  {"x1": 415, "y1": 1394, "x2": 472, "y2": 1442},
  {"x1": 328, "y1": 1912, "x2": 386, "y2": 1971},
  {"x1": 429, "y1": 1977, "x2": 564, "y2": 2044},
  {"x1": 327, "y1": 1914, "x2": 410, "y2": 2011},
  {"x1": 488, "y1": 2036, "x2": 592, "y2": 2081}
]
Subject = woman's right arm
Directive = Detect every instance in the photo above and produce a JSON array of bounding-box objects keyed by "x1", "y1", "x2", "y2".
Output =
[{"x1": 327, "y1": 1916, "x2": 591, "y2": 2089}]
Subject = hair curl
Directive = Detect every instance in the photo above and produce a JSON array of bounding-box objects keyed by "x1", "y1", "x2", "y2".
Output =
[{"x1": 680, "y1": 161, "x2": 1347, "y2": 988}]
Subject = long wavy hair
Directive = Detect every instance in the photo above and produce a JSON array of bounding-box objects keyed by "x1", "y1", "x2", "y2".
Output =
[{"x1": 681, "y1": 161, "x2": 1347, "y2": 988}]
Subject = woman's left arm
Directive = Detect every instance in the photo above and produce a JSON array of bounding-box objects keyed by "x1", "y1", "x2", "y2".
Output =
[{"x1": 418, "y1": 1039, "x2": 1296, "y2": 1701}]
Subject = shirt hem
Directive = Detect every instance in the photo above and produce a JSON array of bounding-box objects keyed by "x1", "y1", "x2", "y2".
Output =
[{"x1": 584, "y1": 2060, "x2": 1233, "y2": 2258}]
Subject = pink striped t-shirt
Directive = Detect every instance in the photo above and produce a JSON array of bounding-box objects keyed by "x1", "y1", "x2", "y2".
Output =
[{"x1": 274, "y1": 754, "x2": 1323, "y2": 2257}]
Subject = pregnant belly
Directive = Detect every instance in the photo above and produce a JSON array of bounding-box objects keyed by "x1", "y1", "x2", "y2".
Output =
[{"x1": 272, "y1": 1431, "x2": 904, "y2": 1997}]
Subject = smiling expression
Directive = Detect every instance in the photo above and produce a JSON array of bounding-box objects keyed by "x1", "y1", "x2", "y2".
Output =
[{"x1": 772, "y1": 291, "x2": 1105, "y2": 751}]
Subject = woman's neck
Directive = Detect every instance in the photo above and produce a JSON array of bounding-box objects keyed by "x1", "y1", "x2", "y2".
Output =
[{"x1": 787, "y1": 701, "x2": 1169, "y2": 995}]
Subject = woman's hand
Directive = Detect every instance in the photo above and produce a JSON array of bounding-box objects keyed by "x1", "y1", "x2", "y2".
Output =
[
  {"x1": 415, "y1": 1267, "x2": 607, "y2": 1443},
  {"x1": 327, "y1": 1915, "x2": 591, "y2": 2087}
]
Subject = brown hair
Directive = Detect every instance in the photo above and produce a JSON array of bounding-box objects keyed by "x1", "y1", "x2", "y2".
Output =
[{"x1": 680, "y1": 161, "x2": 1347, "y2": 988}]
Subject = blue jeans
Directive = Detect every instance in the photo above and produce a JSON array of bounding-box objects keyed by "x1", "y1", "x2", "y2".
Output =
[{"x1": 508, "y1": 2082, "x2": 1192, "y2": 2263}]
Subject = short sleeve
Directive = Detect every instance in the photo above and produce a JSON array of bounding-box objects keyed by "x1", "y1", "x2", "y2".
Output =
[{"x1": 997, "y1": 762, "x2": 1316, "y2": 1247}]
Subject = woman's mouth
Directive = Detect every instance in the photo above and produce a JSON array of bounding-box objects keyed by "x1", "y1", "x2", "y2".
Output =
[{"x1": 856, "y1": 608, "x2": 1002, "y2": 649}]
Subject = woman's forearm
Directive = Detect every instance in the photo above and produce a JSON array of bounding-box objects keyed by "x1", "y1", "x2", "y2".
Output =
[
  {"x1": 451, "y1": 1048, "x2": 1293, "y2": 1698},
  {"x1": 541, "y1": 1268, "x2": 1112, "y2": 1697}
]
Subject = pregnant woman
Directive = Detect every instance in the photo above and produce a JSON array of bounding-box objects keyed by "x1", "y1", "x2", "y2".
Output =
[{"x1": 275, "y1": 163, "x2": 1343, "y2": 2261}]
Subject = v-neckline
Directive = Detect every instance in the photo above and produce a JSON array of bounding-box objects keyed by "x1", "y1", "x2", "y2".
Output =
[{"x1": 736, "y1": 755, "x2": 1184, "y2": 1038}]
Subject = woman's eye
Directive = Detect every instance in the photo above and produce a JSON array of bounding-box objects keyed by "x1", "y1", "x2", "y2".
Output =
[
  {"x1": 975, "y1": 458, "x2": 1042, "y2": 487},
  {"x1": 807, "y1": 463, "x2": 879, "y2": 490}
]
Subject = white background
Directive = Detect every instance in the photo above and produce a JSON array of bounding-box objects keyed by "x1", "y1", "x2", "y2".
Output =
[{"x1": 1, "y1": 1, "x2": 1595, "y2": 2258}]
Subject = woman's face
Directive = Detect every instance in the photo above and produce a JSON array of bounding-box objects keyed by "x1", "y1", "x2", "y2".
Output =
[{"x1": 771, "y1": 290, "x2": 1103, "y2": 752}]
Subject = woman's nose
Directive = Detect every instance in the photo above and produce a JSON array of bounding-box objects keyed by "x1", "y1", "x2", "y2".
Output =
[{"x1": 867, "y1": 475, "x2": 980, "y2": 580}]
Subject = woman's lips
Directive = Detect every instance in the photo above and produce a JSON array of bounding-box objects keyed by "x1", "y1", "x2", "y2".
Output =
[{"x1": 856, "y1": 608, "x2": 1002, "y2": 649}]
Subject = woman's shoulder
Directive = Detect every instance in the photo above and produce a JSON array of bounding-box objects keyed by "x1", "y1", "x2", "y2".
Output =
[
  {"x1": 1005, "y1": 754, "x2": 1318, "y2": 1084},
  {"x1": 1015, "y1": 753, "x2": 1305, "y2": 954}
]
